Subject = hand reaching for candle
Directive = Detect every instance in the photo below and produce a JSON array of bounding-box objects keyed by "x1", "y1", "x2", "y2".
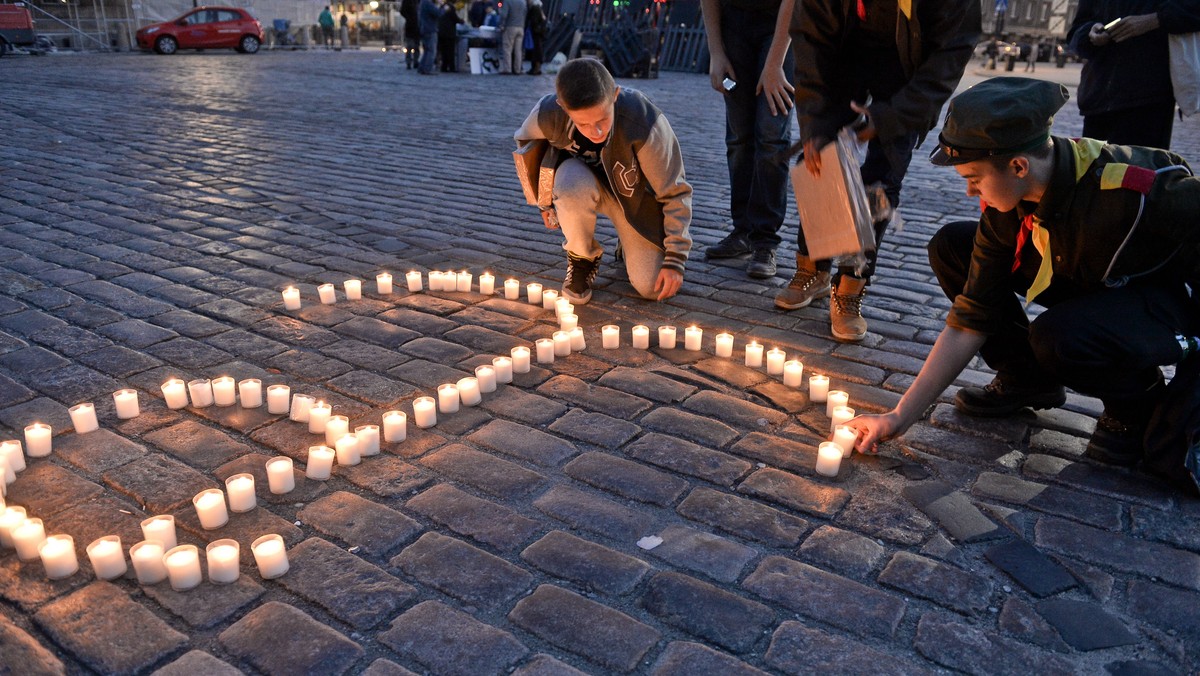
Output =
[
  {"x1": 1104, "y1": 13, "x2": 1159, "y2": 42},
  {"x1": 847, "y1": 411, "x2": 908, "y2": 454},
  {"x1": 654, "y1": 268, "x2": 683, "y2": 301},
  {"x1": 540, "y1": 208, "x2": 560, "y2": 230}
]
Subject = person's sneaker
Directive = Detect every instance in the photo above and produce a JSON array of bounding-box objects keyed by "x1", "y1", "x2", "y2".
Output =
[
  {"x1": 704, "y1": 233, "x2": 752, "y2": 259},
  {"x1": 562, "y1": 252, "x2": 600, "y2": 305},
  {"x1": 746, "y1": 247, "x2": 777, "y2": 278},
  {"x1": 830, "y1": 275, "x2": 868, "y2": 341},
  {"x1": 1084, "y1": 413, "x2": 1145, "y2": 467},
  {"x1": 775, "y1": 254, "x2": 831, "y2": 310},
  {"x1": 954, "y1": 377, "x2": 1067, "y2": 417}
]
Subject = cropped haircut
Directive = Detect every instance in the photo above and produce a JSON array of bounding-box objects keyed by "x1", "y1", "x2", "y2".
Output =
[
  {"x1": 556, "y1": 58, "x2": 617, "y2": 111},
  {"x1": 987, "y1": 138, "x2": 1054, "y2": 170}
]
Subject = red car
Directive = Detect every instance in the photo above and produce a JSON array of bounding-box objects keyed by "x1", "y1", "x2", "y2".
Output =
[{"x1": 136, "y1": 6, "x2": 263, "y2": 55}]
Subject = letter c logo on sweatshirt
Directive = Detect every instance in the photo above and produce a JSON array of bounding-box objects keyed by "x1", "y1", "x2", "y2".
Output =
[{"x1": 613, "y1": 160, "x2": 638, "y2": 198}]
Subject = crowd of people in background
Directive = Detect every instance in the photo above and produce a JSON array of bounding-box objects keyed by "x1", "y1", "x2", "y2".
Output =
[{"x1": 397, "y1": 0, "x2": 546, "y2": 74}]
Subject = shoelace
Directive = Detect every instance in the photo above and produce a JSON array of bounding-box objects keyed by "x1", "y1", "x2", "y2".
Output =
[
  {"x1": 565, "y1": 257, "x2": 597, "y2": 291},
  {"x1": 789, "y1": 270, "x2": 818, "y2": 290},
  {"x1": 832, "y1": 290, "x2": 864, "y2": 316}
]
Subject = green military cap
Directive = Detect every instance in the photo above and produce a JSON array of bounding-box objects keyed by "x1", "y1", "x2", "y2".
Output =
[{"x1": 930, "y1": 77, "x2": 1070, "y2": 166}]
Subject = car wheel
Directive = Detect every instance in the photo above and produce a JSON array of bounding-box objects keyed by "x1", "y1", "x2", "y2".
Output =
[
  {"x1": 154, "y1": 35, "x2": 177, "y2": 55},
  {"x1": 238, "y1": 35, "x2": 260, "y2": 54}
]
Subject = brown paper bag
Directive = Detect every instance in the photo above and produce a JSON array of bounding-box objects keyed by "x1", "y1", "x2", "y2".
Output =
[{"x1": 513, "y1": 140, "x2": 557, "y2": 210}]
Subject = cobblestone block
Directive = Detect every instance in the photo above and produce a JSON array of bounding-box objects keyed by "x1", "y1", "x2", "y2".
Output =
[
  {"x1": 901, "y1": 480, "x2": 1002, "y2": 543},
  {"x1": 424, "y1": 404, "x2": 491, "y2": 436},
  {"x1": 468, "y1": 419, "x2": 579, "y2": 466},
  {"x1": 1035, "y1": 598, "x2": 1137, "y2": 651},
  {"x1": 148, "y1": 283, "x2": 220, "y2": 309},
  {"x1": 596, "y1": 366, "x2": 696, "y2": 403},
  {"x1": 401, "y1": 337, "x2": 474, "y2": 366},
  {"x1": 389, "y1": 359, "x2": 472, "y2": 390},
  {"x1": 377, "y1": 308, "x2": 459, "y2": 335},
  {"x1": 188, "y1": 399, "x2": 279, "y2": 435},
  {"x1": 730, "y1": 432, "x2": 817, "y2": 475},
  {"x1": 391, "y1": 531, "x2": 534, "y2": 609},
  {"x1": 0, "y1": 611, "x2": 66, "y2": 675},
  {"x1": 251, "y1": 316, "x2": 340, "y2": 349},
  {"x1": 548, "y1": 408, "x2": 641, "y2": 449},
  {"x1": 1034, "y1": 516, "x2": 1200, "y2": 590},
  {"x1": 250, "y1": 419, "x2": 324, "y2": 462},
  {"x1": 737, "y1": 468, "x2": 849, "y2": 518},
  {"x1": 1022, "y1": 454, "x2": 1173, "y2": 508},
  {"x1": 1057, "y1": 556, "x2": 1115, "y2": 602},
  {"x1": 749, "y1": 381, "x2": 808, "y2": 413},
  {"x1": 677, "y1": 486, "x2": 806, "y2": 547},
  {"x1": 202, "y1": 329, "x2": 288, "y2": 362},
  {"x1": 54, "y1": 428, "x2": 147, "y2": 474},
  {"x1": 973, "y1": 472, "x2": 1121, "y2": 530},
  {"x1": 265, "y1": 349, "x2": 353, "y2": 382},
  {"x1": 337, "y1": 454, "x2": 433, "y2": 497},
  {"x1": 1029, "y1": 428, "x2": 1088, "y2": 458},
  {"x1": 49, "y1": 496, "x2": 146, "y2": 558},
  {"x1": 520, "y1": 530, "x2": 650, "y2": 595},
  {"x1": 689, "y1": 357, "x2": 771, "y2": 390},
  {"x1": 640, "y1": 408, "x2": 738, "y2": 449},
  {"x1": 334, "y1": 316, "x2": 420, "y2": 347},
  {"x1": 97, "y1": 318, "x2": 179, "y2": 349},
  {"x1": 480, "y1": 387, "x2": 568, "y2": 426},
  {"x1": 838, "y1": 382, "x2": 903, "y2": 414},
  {"x1": 30, "y1": 325, "x2": 112, "y2": 358},
  {"x1": 0, "y1": 553, "x2": 90, "y2": 612},
  {"x1": 901, "y1": 423, "x2": 1015, "y2": 463},
  {"x1": 278, "y1": 537, "x2": 416, "y2": 629},
  {"x1": 683, "y1": 390, "x2": 788, "y2": 429},
  {"x1": 835, "y1": 483, "x2": 935, "y2": 546},
  {"x1": 152, "y1": 310, "x2": 228, "y2": 339},
  {"x1": 877, "y1": 551, "x2": 991, "y2": 614},
  {"x1": 144, "y1": 576, "x2": 265, "y2": 629},
  {"x1": 216, "y1": 453, "x2": 327, "y2": 504},
  {"x1": 396, "y1": 294, "x2": 467, "y2": 316},
  {"x1": 765, "y1": 622, "x2": 933, "y2": 676},
  {"x1": 643, "y1": 571, "x2": 773, "y2": 652},
  {"x1": 219, "y1": 601, "x2": 364, "y2": 676},
  {"x1": 32, "y1": 364, "x2": 125, "y2": 405},
  {"x1": 744, "y1": 556, "x2": 905, "y2": 639},
  {"x1": 293, "y1": 304, "x2": 357, "y2": 328},
  {"x1": 650, "y1": 525, "x2": 757, "y2": 582},
  {"x1": 797, "y1": 525, "x2": 886, "y2": 579},
  {"x1": 145, "y1": 420, "x2": 251, "y2": 470},
  {"x1": 649, "y1": 641, "x2": 767, "y2": 676},
  {"x1": 7, "y1": 462, "x2": 105, "y2": 517},
  {"x1": 380, "y1": 601, "x2": 528, "y2": 676},
  {"x1": 144, "y1": 337, "x2": 233, "y2": 369},
  {"x1": 913, "y1": 612, "x2": 1075, "y2": 675},
  {"x1": 407, "y1": 483, "x2": 540, "y2": 552},
  {"x1": 359, "y1": 658, "x2": 419, "y2": 676},
  {"x1": 564, "y1": 451, "x2": 689, "y2": 506},
  {"x1": 421, "y1": 444, "x2": 547, "y2": 499},
  {"x1": 537, "y1": 375, "x2": 652, "y2": 419},
  {"x1": 151, "y1": 650, "x2": 242, "y2": 676},
  {"x1": 513, "y1": 654, "x2": 589, "y2": 676},
  {"x1": 297, "y1": 491, "x2": 423, "y2": 557},
  {"x1": 34, "y1": 582, "x2": 187, "y2": 675},
  {"x1": 997, "y1": 598, "x2": 1070, "y2": 653},
  {"x1": 0, "y1": 396, "x2": 73, "y2": 432},
  {"x1": 1127, "y1": 580, "x2": 1200, "y2": 644},
  {"x1": 1131, "y1": 504, "x2": 1200, "y2": 553},
  {"x1": 928, "y1": 403, "x2": 1027, "y2": 444},
  {"x1": 983, "y1": 538, "x2": 1077, "y2": 597},
  {"x1": 509, "y1": 584, "x2": 661, "y2": 673},
  {"x1": 0, "y1": 372, "x2": 35, "y2": 408},
  {"x1": 319, "y1": 339, "x2": 409, "y2": 372},
  {"x1": 0, "y1": 315, "x2": 68, "y2": 342},
  {"x1": 534, "y1": 484, "x2": 656, "y2": 542},
  {"x1": 625, "y1": 433, "x2": 751, "y2": 487},
  {"x1": 920, "y1": 532, "x2": 967, "y2": 567},
  {"x1": 444, "y1": 323, "x2": 531, "y2": 356}
]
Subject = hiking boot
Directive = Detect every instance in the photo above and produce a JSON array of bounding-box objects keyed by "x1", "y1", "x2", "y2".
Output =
[
  {"x1": 775, "y1": 254, "x2": 831, "y2": 310},
  {"x1": 746, "y1": 247, "x2": 777, "y2": 278},
  {"x1": 562, "y1": 252, "x2": 600, "y2": 305},
  {"x1": 704, "y1": 232, "x2": 752, "y2": 259},
  {"x1": 830, "y1": 275, "x2": 868, "y2": 342},
  {"x1": 954, "y1": 377, "x2": 1067, "y2": 417},
  {"x1": 1084, "y1": 413, "x2": 1145, "y2": 467}
]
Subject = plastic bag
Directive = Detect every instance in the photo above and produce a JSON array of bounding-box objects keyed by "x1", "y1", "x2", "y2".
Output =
[{"x1": 1169, "y1": 32, "x2": 1200, "y2": 117}]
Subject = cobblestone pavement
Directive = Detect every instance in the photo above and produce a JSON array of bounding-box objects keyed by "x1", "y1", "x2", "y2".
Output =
[{"x1": 1, "y1": 51, "x2": 1199, "y2": 675}]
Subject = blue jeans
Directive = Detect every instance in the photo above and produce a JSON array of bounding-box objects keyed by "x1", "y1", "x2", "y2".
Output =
[
  {"x1": 721, "y1": 6, "x2": 795, "y2": 250},
  {"x1": 419, "y1": 33, "x2": 437, "y2": 73}
]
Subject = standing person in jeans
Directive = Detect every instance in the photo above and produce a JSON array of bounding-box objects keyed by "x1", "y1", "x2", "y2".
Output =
[
  {"x1": 418, "y1": 0, "x2": 441, "y2": 74},
  {"x1": 776, "y1": 0, "x2": 979, "y2": 342},
  {"x1": 701, "y1": 0, "x2": 795, "y2": 280},
  {"x1": 401, "y1": 0, "x2": 421, "y2": 69},
  {"x1": 498, "y1": 0, "x2": 527, "y2": 74},
  {"x1": 318, "y1": 6, "x2": 336, "y2": 48},
  {"x1": 514, "y1": 58, "x2": 693, "y2": 303}
]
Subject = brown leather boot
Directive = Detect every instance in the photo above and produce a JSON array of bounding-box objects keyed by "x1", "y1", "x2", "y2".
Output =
[
  {"x1": 830, "y1": 275, "x2": 868, "y2": 342},
  {"x1": 775, "y1": 254, "x2": 831, "y2": 310}
]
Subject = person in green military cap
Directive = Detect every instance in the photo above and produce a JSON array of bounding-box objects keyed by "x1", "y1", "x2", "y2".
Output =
[{"x1": 848, "y1": 77, "x2": 1200, "y2": 495}]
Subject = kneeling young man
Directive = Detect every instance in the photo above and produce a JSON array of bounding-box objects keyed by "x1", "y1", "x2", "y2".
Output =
[
  {"x1": 514, "y1": 58, "x2": 692, "y2": 303},
  {"x1": 851, "y1": 78, "x2": 1200, "y2": 494}
]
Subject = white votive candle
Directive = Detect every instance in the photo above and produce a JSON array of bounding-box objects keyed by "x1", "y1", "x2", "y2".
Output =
[
  {"x1": 114, "y1": 389, "x2": 141, "y2": 418},
  {"x1": 542, "y1": 289, "x2": 559, "y2": 310},
  {"x1": 833, "y1": 425, "x2": 858, "y2": 459},
  {"x1": 355, "y1": 425, "x2": 380, "y2": 456},
  {"x1": 810, "y1": 375, "x2": 830, "y2": 403},
  {"x1": 438, "y1": 384, "x2": 460, "y2": 413},
  {"x1": 161, "y1": 378, "x2": 189, "y2": 409},
  {"x1": 560, "y1": 313, "x2": 578, "y2": 332},
  {"x1": 24, "y1": 423, "x2": 51, "y2": 458},
  {"x1": 282, "y1": 286, "x2": 301, "y2": 310},
  {"x1": 193, "y1": 489, "x2": 229, "y2": 530},
  {"x1": 831, "y1": 406, "x2": 855, "y2": 433},
  {"x1": 766, "y1": 348, "x2": 786, "y2": 375},
  {"x1": 552, "y1": 331, "x2": 571, "y2": 357},
  {"x1": 527, "y1": 282, "x2": 543, "y2": 304},
  {"x1": 86, "y1": 535, "x2": 126, "y2": 580},
  {"x1": 267, "y1": 385, "x2": 290, "y2": 414},
  {"x1": 225, "y1": 473, "x2": 257, "y2": 513},
  {"x1": 479, "y1": 272, "x2": 495, "y2": 295},
  {"x1": 344, "y1": 279, "x2": 362, "y2": 300},
  {"x1": 252, "y1": 534, "x2": 289, "y2": 579},
  {"x1": 555, "y1": 298, "x2": 572, "y2": 319},
  {"x1": 140, "y1": 515, "x2": 177, "y2": 550},
  {"x1": 536, "y1": 338, "x2": 555, "y2": 364},
  {"x1": 632, "y1": 325, "x2": 650, "y2": 349},
  {"x1": 511, "y1": 347, "x2": 531, "y2": 373},
  {"x1": 383, "y1": 411, "x2": 407, "y2": 442},
  {"x1": 504, "y1": 278, "x2": 520, "y2": 300},
  {"x1": 130, "y1": 541, "x2": 167, "y2": 584},
  {"x1": 211, "y1": 376, "x2": 237, "y2": 407},
  {"x1": 715, "y1": 332, "x2": 734, "y2": 358},
  {"x1": 318, "y1": 283, "x2": 337, "y2": 304},
  {"x1": 492, "y1": 356, "x2": 513, "y2": 383},
  {"x1": 406, "y1": 270, "x2": 423, "y2": 292},
  {"x1": 187, "y1": 379, "x2": 214, "y2": 408},
  {"x1": 377, "y1": 272, "x2": 393, "y2": 294},
  {"x1": 457, "y1": 377, "x2": 482, "y2": 407},
  {"x1": 413, "y1": 397, "x2": 437, "y2": 428},
  {"x1": 430, "y1": 271, "x2": 446, "y2": 291},
  {"x1": 475, "y1": 366, "x2": 497, "y2": 393},
  {"x1": 0, "y1": 440, "x2": 24, "y2": 473},
  {"x1": 69, "y1": 403, "x2": 99, "y2": 434},
  {"x1": 238, "y1": 379, "x2": 263, "y2": 408},
  {"x1": 569, "y1": 327, "x2": 586, "y2": 351},
  {"x1": 206, "y1": 539, "x2": 240, "y2": 584},
  {"x1": 324, "y1": 415, "x2": 349, "y2": 446},
  {"x1": 164, "y1": 545, "x2": 202, "y2": 591},
  {"x1": 456, "y1": 271, "x2": 472, "y2": 293},
  {"x1": 306, "y1": 445, "x2": 335, "y2": 479},
  {"x1": 826, "y1": 390, "x2": 850, "y2": 418},
  {"x1": 266, "y1": 457, "x2": 295, "y2": 494},
  {"x1": 658, "y1": 325, "x2": 677, "y2": 349},
  {"x1": 784, "y1": 360, "x2": 805, "y2": 388},
  {"x1": 745, "y1": 341, "x2": 764, "y2": 368},
  {"x1": 0, "y1": 506, "x2": 27, "y2": 547},
  {"x1": 290, "y1": 393, "x2": 315, "y2": 422},
  {"x1": 308, "y1": 401, "x2": 331, "y2": 433},
  {"x1": 602, "y1": 325, "x2": 620, "y2": 349},
  {"x1": 815, "y1": 442, "x2": 843, "y2": 477},
  {"x1": 13, "y1": 517, "x2": 46, "y2": 561},
  {"x1": 684, "y1": 326, "x2": 703, "y2": 351},
  {"x1": 335, "y1": 433, "x2": 360, "y2": 466},
  {"x1": 40, "y1": 535, "x2": 78, "y2": 580}
]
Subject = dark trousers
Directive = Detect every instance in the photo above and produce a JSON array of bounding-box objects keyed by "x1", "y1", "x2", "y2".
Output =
[
  {"x1": 439, "y1": 34, "x2": 457, "y2": 71},
  {"x1": 798, "y1": 130, "x2": 919, "y2": 281},
  {"x1": 419, "y1": 33, "x2": 438, "y2": 73},
  {"x1": 721, "y1": 6, "x2": 795, "y2": 250},
  {"x1": 1083, "y1": 100, "x2": 1176, "y2": 150}
]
